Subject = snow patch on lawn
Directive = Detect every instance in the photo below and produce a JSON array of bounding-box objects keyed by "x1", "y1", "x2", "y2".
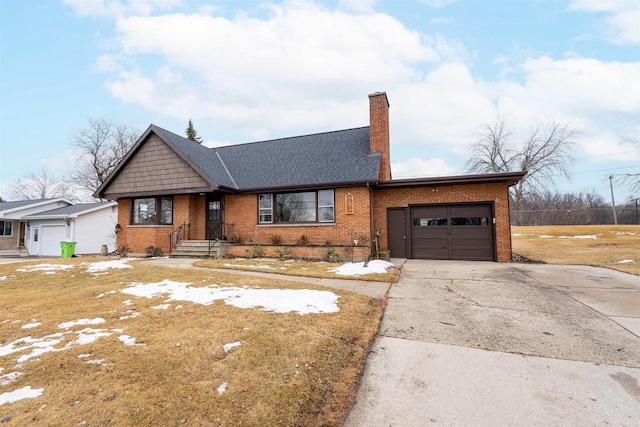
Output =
[
  {"x1": 22, "y1": 322, "x2": 41, "y2": 329},
  {"x1": 0, "y1": 371, "x2": 22, "y2": 386},
  {"x1": 121, "y1": 279, "x2": 339, "y2": 315},
  {"x1": 223, "y1": 342, "x2": 242, "y2": 353},
  {"x1": 71, "y1": 328, "x2": 112, "y2": 345},
  {"x1": 118, "y1": 335, "x2": 139, "y2": 346},
  {"x1": 333, "y1": 260, "x2": 394, "y2": 276},
  {"x1": 17, "y1": 264, "x2": 75, "y2": 272},
  {"x1": 217, "y1": 382, "x2": 228, "y2": 394},
  {"x1": 58, "y1": 318, "x2": 106, "y2": 329},
  {"x1": 0, "y1": 386, "x2": 44, "y2": 405},
  {"x1": 85, "y1": 259, "x2": 133, "y2": 273},
  {"x1": 618, "y1": 259, "x2": 634, "y2": 264}
]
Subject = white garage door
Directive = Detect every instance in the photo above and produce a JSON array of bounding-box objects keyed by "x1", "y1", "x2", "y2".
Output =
[{"x1": 40, "y1": 225, "x2": 66, "y2": 256}]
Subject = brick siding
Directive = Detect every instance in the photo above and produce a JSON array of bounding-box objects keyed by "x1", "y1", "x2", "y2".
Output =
[
  {"x1": 372, "y1": 183, "x2": 513, "y2": 261},
  {"x1": 369, "y1": 92, "x2": 392, "y2": 180},
  {"x1": 116, "y1": 182, "x2": 514, "y2": 261}
]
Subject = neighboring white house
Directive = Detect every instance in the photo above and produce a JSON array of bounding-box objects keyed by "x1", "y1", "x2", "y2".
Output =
[
  {"x1": 0, "y1": 199, "x2": 117, "y2": 257},
  {"x1": 24, "y1": 202, "x2": 118, "y2": 256},
  {"x1": 0, "y1": 199, "x2": 73, "y2": 256}
]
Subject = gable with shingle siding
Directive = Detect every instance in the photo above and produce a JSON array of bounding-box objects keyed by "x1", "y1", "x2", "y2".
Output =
[{"x1": 104, "y1": 135, "x2": 210, "y2": 197}]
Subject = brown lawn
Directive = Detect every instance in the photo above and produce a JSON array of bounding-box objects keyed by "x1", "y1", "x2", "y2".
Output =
[
  {"x1": 194, "y1": 258, "x2": 401, "y2": 283},
  {"x1": 512, "y1": 225, "x2": 640, "y2": 276},
  {"x1": 0, "y1": 258, "x2": 384, "y2": 426}
]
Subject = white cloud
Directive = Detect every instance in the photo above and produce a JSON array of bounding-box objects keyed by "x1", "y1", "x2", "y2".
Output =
[
  {"x1": 339, "y1": 0, "x2": 379, "y2": 13},
  {"x1": 569, "y1": 0, "x2": 640, "y2": 44},
  {"x1": 420, "y1": 0, "x2": 456, "y2": 8},
  {"x1": 63, "y1": 0, "x2": 180, "y2": 18},
  {"x1": 81, "y1": 0, "x2": 637, "y2": 184},
  {"x1": 392, "y1": 157, "x2": 458, "y2": 178},
  {"x1": 391, "y1": 62, "x2": 497, "y2": 155},
  {"x1": 102, "y1": 1, "x2": 439, "y2": 136}
]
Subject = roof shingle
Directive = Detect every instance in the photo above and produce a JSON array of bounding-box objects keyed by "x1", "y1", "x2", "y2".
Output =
[{"x1": 151, "y1": 125, "x2": 380, "y2": 191}]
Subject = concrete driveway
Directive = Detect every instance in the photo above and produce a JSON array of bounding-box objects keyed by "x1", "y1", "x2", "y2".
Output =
[{"x1": 345, "y1": 260, "x2": 640, "y2": 426}]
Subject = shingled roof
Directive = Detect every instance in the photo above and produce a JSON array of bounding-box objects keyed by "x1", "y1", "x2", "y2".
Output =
[
  {"x1": 24, "y1": 202, "x2": 117, "y2": 218},
  {"x1": 146, "y1": 125, "x2": 380, "y2": 191}
]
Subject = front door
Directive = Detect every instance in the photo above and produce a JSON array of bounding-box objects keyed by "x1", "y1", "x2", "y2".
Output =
[{"x1": 206, "y1": 195, "x2": 224, "y2": 240}]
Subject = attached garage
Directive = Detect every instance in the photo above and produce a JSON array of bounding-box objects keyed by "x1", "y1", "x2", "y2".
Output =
[
  {"x1": 39, "y1": 225, "x2": 66, "y2": 256},
  {"x1": 387, "y1": 203, "x2": 495, "y2": 261},
  {"x1": 409, "y1": 203, "x2": 494, "y2": 261},
  {"x1": 374, "y1": 172, "x2": 525, "y2": 262}
]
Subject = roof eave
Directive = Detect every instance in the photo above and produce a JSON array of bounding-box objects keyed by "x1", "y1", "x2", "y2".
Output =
[
  {"x1": 237, "y1": 180, "x2": 378, "y2": 193},
  {"x1": 375, "y1": 171, "x2": 527, "y2": 188}
]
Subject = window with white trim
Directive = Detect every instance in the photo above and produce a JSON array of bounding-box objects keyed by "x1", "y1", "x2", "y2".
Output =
[
  {"x1": 0, "y1": 220, "x2": 12, "y2": 236},
  {"x1": 259, "y1": 194, "x2": 273, "y2": 224},
  {"x1": 131, "y1": 197, "x2": 173, "y2": 225},
  {"x1": 258, "y1": 190, "x2": 335, "y2": 224}
]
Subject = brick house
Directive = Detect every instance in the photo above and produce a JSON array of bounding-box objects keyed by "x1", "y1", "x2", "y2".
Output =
[{"x1": 95, "y1": 92, "x2": 525, "y2": 261}]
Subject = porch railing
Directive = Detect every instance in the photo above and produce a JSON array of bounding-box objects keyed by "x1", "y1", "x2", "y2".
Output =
[{"x1": 169, "y1": 222, "x2": 191, "y2": 251}]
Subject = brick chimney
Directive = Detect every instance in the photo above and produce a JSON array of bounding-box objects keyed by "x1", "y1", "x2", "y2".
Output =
[{"x1": 369, "y1": 91, "x2": 391, "y2": 180}]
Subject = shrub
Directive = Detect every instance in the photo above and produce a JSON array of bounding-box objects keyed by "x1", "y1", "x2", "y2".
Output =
[
  {"x1": 116, "y1": 245, "x2": 130, "y2": 257},
  {"x1": 296, "y1": 235, "x2": 310, "y2": 245},
  {"x1": 245, "y1": 245, "x2": 263, "y2": 259},
  {"x1": 269, "y1": 234, "x2": 282, "y2": 245},
  {"x1": 233, "y1": 234, "x2": 244, "y2": 244},
  {"x1": 323, "y1": 248, "x2": 340, "y2": 262},
  {"x1": 145, "y1": 245, "x2": 164, "y2": 257},
  {"x1": 274, "y1": 246, "x2": 290, "y2": 261}
]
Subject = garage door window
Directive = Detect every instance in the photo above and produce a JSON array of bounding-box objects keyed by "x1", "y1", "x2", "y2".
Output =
[
  {"x1": 412, "y1": 217, "x2": 448, "y2": 227},
  {"x1": 451, "y1": 217, "x2": 489, "y2": 226}
]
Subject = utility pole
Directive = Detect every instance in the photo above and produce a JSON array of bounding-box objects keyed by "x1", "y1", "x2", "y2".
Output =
[
  {"x1": 609, "y1": 175, "x2": 618, "y2": 225},
  {"x1": 632, "y1": 197, "x2": 640, "y2": 225}
]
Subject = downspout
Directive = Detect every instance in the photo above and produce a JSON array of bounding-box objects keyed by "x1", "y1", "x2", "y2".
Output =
[{"x1": 367, "y1": 182, "x2": 375, "y2": 260}]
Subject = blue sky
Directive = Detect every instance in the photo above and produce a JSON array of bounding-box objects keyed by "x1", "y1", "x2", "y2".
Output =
[{"x1": 1, "y1": 0, "x2": 638, "y2": 202}]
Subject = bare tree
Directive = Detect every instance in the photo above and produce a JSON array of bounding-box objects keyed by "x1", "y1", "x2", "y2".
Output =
[
  {"x1": 71, "y1": 119, "x2": 139, "y2": 197},
  {"x1": 8, "y1": 168, "x2": 77, "y2": 201},
  {"x1": 614, "y1": 136, "x2": 640, "y2": 195},
  {"x1": 466, "y1": 116, "x2": 577, "y2": 225}
]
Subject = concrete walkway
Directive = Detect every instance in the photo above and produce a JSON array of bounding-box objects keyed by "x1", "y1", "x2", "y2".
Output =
[{"x1": 344, "y1": 260, "x2": 640, "y2": 426}]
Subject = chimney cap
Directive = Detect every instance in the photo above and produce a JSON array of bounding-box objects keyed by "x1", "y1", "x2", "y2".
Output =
[{"x1": 368, "y1": 91, "x2": 389, "y2": 107}]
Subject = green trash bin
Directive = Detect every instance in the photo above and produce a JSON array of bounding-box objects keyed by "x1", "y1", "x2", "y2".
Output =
[{"x1": 60, "y1": 242, "x2": 77, "y2": 258}]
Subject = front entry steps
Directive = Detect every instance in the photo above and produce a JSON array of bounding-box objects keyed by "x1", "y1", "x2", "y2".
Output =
[
  {"x1": 169, "y1": 240, "x2": 227, "y2": 259},
  {"x1": 0, "y1": 248, "x2": 29, "y2": 258}
]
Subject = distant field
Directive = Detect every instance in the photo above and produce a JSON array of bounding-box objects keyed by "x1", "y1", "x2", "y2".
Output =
[{"x1": 512, "y1": 225, "x2": 640, "y2": 276}]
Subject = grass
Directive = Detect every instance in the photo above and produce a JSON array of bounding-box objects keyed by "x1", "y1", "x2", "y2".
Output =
[
  {"x1": 512, "y1": 225, "x2": 640, "y2": 276},
  {"x1": 193, "y1": 258, "x2": 401, "y2": 283},
  {"x1": 0, "y1": 258, "x2": 384, "y2": 426}
]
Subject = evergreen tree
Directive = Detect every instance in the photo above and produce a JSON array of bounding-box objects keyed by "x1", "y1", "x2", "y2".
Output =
[{"x1": 185, "y1": 119, "x2": 203, "y2": 143}]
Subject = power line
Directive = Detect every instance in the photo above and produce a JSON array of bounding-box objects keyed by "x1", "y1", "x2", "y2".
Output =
[
  {"x1": 547, "y1": 165, "x2": 639, "y2": 178},
  {"x1": 573, "y1": 150, "x2": 640, "y2": 161}
]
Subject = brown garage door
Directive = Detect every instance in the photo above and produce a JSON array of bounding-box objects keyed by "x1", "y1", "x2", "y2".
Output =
[{"x1": 410, "y1": 203, "x2": 495, "y2": 261}]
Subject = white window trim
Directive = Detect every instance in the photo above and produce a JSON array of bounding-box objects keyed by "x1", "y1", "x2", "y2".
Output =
[
  {"x1": 0, "y1": 220, "x2": 13, "y2": 237},
  {"x1": 258, "y1": 190, "x2": 335, "y2": 225},
  {"x1": 258, "y1": 194, "x2": 273, "y2": 224}
]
